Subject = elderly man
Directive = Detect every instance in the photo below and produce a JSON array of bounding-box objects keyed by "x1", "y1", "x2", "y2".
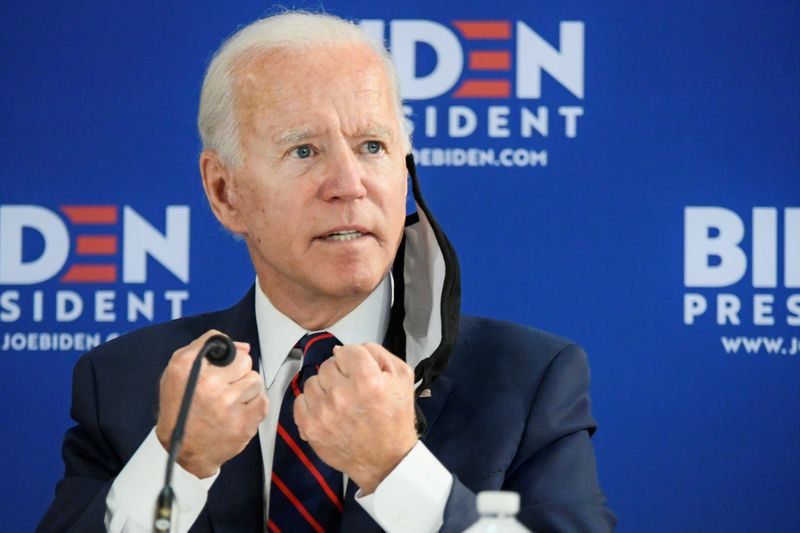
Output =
[{"x1": 39, "y1": 11, "x2": 614, "y2": 533}]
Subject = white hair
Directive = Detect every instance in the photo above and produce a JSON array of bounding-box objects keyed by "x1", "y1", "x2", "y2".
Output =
[{"x1": 198, "y1": 11, "x2": 411, "y2": 168}]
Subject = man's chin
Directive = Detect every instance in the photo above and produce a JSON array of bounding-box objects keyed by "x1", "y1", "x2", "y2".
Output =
[
  {"x1": 320, "y1": 277, "x2": 382, "y2": 299},
  {"x1": 315, "y1": 264, "x2": 388, "y2": 298}
]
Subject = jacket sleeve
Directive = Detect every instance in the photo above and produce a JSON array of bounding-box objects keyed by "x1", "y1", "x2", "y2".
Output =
[
  {"x1": 440, "y1": 343, "x2": 616, "y2": 532},
  {"x1": 37, "y1": 353, "x2": 120, "y2": 532}
]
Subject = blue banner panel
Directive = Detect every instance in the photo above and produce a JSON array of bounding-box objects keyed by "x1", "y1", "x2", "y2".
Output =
[{"x1": 2, "y1": 1, "x2": 798, "y2": 531}]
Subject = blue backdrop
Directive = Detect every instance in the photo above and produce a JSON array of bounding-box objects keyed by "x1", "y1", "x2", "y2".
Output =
[{"x1": 2, "y1": 1, "x2": 799, "y2": 531}]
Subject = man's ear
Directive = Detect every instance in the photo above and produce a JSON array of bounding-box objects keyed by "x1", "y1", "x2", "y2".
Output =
[{"x1": 200, "y1": 151, "x2": 246, "y2": 235}]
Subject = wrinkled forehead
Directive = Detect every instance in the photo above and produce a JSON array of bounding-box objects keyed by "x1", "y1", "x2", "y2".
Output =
[{"x1": 232, "y1": 43, "x2": 399, "y2": 138}]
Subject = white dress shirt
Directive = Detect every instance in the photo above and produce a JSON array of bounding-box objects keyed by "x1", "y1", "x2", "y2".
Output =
[{"x1": 105, "y1": 276, "x2": 453, "y2": 532}]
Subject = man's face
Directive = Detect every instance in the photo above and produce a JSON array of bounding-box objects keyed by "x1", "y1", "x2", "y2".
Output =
[{"x1": 217, "y1": 43, "x2": 408, "y2": 310}]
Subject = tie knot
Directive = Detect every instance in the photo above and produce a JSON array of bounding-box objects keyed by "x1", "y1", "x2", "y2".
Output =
[{"x1": 295, "y1": 332, "x2": 341, "y2": 372}]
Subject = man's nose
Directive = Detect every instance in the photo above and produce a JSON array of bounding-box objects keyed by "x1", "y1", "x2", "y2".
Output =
[{"x1": 319, "y1": 144, "x2": 367, "y2": 201}]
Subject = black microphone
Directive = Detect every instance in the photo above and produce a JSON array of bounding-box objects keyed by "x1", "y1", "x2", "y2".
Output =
[
  {"x1": 202, "y1": 334, "x2": 237, "y2": 367},
  {"x1": 154, "y1": 334, "x2": 236, "y2": 533}
]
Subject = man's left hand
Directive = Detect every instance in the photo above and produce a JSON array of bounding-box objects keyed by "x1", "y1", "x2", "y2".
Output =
[{"x1": 293, "y1": 342, "x2": 419, "y2": 494}]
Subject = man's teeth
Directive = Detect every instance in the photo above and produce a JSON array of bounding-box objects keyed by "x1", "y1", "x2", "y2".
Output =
[{"x1": 325, "y1": 231, "x2": 363, "y2": 241}]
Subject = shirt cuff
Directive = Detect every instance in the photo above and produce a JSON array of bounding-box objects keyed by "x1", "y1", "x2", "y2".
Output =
[
  {"x1": 105, "y1": 428, "x2": 219, "y2": 533},
  {"x1": 355, "y1": 441, "x2": 453, "y2": 533}
]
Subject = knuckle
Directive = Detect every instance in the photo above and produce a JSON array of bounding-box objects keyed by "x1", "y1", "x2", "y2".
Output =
[
  {"x1": 317, "y1": 407, "x2": 335, "y2": 429},
  {"x1": 241, "y1": 351, "x2": 254, "y2": 367},
  {"x1": 220, "y1": 389, "x2": 238, "y2": 408},
  {"x1": 351, "y1": 362, "x2": 373, "y2": 379},
  {"x1": 306, "y1": 375, "x2": 320, "y2": 392},
  {"x1": 233, "y1": 352, "x2": 252, "y2": 372},
  {"x1": 398, "y1": 362, "x2": 414, "y2": 380},
  {"x1": 328, "y1": 388, "x2": 347, "y2": 410},
  {"x1": 317, "y1": 359, "x2": 333, "y2": 376},
  {"x1": 244, "y1": 370, "x2": 262, "y2": 387},
  {"x1": 356, "y1": 345, "x2": 375, "y2": 360},
  {"x1": 361, "y1": 373, "x2": 383, "y2": 394},
  {"x1": 201, "y1": 372, "x2": 223, "y2": 390}
]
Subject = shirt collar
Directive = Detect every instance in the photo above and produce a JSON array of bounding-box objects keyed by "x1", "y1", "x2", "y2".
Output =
[{"x1": 254, "y1": 274, "x2": 392, "y2": 388}]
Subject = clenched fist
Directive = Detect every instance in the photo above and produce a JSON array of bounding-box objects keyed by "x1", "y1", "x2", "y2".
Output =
[
  {"x1": 155, "y1": 330, "x2": 269, "y2": 478},
  {"x1": 293, "y1": 342, "x2": 418, "y2": 493}
]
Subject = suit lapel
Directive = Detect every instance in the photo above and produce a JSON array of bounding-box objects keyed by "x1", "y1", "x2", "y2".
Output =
[
  {"x1": 418, "y1": 373, "x2": 454, "y2": 442},
  {"x1": 203, "y1": 287, "x2": 267, "y2": 531}
]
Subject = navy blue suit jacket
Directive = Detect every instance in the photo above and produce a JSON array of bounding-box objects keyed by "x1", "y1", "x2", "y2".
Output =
[{"x1": 39, "y1": 287, "x2": 615, "y2": 532}]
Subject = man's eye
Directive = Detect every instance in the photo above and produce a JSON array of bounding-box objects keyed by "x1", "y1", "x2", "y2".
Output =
[
  {"x1": 292, "y1": 145, "x2": 313, "y2": 159},
  {"x1": 363, "y1": 141, "x2": 384, "y2": 154}
]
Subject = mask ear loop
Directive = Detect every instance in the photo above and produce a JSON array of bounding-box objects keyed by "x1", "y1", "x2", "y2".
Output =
[{"x1": 403, "y1": 153, "x2": 462, "y2": 436}]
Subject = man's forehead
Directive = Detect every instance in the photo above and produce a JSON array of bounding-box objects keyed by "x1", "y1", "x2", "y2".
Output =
[
  {"x1": 252, "y1": 87, "x2": 397, "y2": 142},
  {"x1": 234, "y1": 42, "x2": 388, "y2": 97},
  {"x1": 233, "y1": 43, "x2": 399, "y2": 140}
]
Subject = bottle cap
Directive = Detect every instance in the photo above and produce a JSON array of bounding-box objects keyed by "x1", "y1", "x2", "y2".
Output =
[{"x1": 477, "y1": 491, "x2": 520, "y2": 515}]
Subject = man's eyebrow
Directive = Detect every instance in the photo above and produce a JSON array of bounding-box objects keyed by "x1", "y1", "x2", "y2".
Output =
[
  {"x1": 273, "y1": 129, "x2": 314, "y2": 147},
  {"x1": 273, "y1": 127, "x2": 394, "y2": 146},
  {"x1": 360, "y1": 127, "x2": 393, "y2": 140}
]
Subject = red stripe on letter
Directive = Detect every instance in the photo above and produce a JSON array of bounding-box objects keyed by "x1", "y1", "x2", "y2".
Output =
[
  {"x1": 61, "y1": 205, "x2": 118, "y2": 224},
  {"x1": 76, "y1": 236, "x2": 118, "y2": 255},
  {"x1": 453, "y1": 80, "x2": 511, "y2": 98},
  {"x1": 60, "y1": 265, "x2": 117, "y2": 283},
  {"x1": 453, "y1": 21, "x2": 511, "y2": 40},
  {"x1": 468, "y1": 51, "x2": 511, "y2": 71}
]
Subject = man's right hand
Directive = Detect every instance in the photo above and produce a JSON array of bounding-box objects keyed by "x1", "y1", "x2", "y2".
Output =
[{"x1": 155, "y1": 330, "x2": 269, "y2": 478}]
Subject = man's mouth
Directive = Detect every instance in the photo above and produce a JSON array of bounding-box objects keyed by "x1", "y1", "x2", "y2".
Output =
[{"x1": 324, "y1": 230, "x2": 364, "y2": 241}]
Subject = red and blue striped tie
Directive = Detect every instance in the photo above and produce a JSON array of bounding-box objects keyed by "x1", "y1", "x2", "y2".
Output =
[{"x1": 268, "y1": 332, "x2": 344, "y2": 533}]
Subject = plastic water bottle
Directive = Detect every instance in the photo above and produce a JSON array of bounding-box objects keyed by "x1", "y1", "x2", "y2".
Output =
[{"x1": 463, "y1": 491, "x2": 532, "y2": 532}]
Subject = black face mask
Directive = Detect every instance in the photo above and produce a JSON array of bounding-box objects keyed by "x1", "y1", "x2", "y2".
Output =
[{"x1": 382, "y1": 153, "x2": 462, "y2": 436}]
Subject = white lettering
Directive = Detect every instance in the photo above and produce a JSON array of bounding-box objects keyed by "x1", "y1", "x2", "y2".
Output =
[
  {"x1": 753, "y1": 294, "x2": 775, "y2": 326},
  {"x1": 123, "y1": 206, "x2": 189, "y2": 283},
  {"x1": 488, "y1": 106, "x2": 511, "y2": 138},
  {"x1": 425, "y1": 105, "x2": 437, "y2": 137},
  {"x1": 752, "y1": 207, "x2": 777, "y2": 288},
  {"x1": 684, "y1": 207, "x2": 747, "y2": 287},
  {"x1": 95, "y1": 290, "x2": 116, "y2": 322},
  {"x1": 516, "y1": 21, "x2": 584, "y2": 99},
  {"x1": 788, "y1": 295, "x2": 800, "y2": 326},
  {"x1": 0, "y1": 205, "x2": 69, "y2": 284},
  {"x1": 716, "y1": 294, "x2": 741, "y2": 325},
  {"x1": 33, "y1": 290, "x2": 43, "y2": 322},
  {"x1": 11, "y1": 333, "x2": 25, "y2": 350},
  {"x1": 521, "y1": 106, "x2": 548, "y2": 137},
  {"x1": 786, "y1": 208, "x2": 800, "y2": 288},
  {"x1": 164, "y1": 290, "x2": 189, "y2": 319},
  {"x1": 56, "y1": 291, "x2": 83, "y2": 322},
  {"x1": 683, "y1": 293, "x2": 707, "y2": 325},
  {"x1": 448, "y1": 106, "x2": 477, "y2": 137},
  {"x1": 128, "y1": 291, "x2": 154, "y2": 321},
  {"x1": 0, "y1": 291, "x2": 20, "y2": 322},
  {"x1": 387, "y1": 20, "x2": 463, "y2": 99},
  {"x1": 558, "y1": 106, "x2": 583, "y2": 138}
]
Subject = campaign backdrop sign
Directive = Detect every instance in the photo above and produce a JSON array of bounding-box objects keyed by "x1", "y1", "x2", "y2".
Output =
[{"x1": 2, "y1": 2, "x2": 798, "y2": 531}]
